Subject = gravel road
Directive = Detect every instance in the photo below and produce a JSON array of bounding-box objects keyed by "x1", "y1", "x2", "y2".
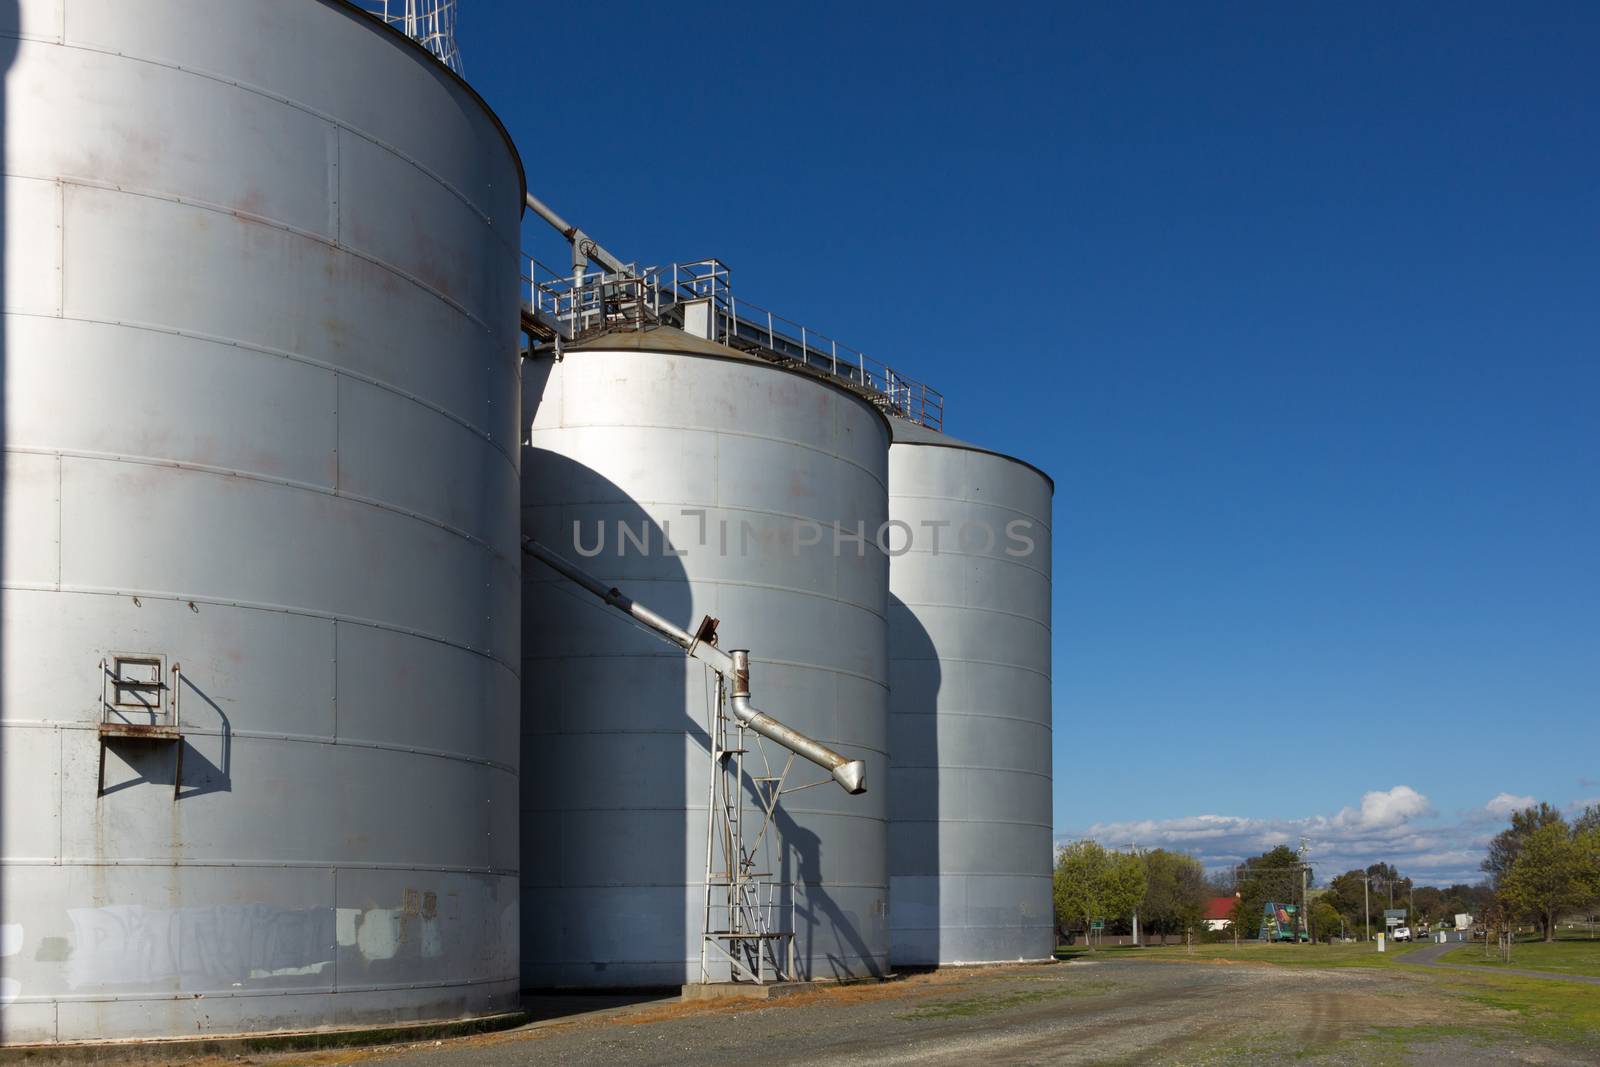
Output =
[{"x1": 261, "y1": 958, "x2": 1590, "y2": 1067}]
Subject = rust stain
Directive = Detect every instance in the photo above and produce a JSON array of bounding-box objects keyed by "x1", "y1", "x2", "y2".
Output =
[
  {"x1": 322, "y1": 316, "x2": 351, "y2": 349},
  {"x1": 235, "y1": 188, "x2": 268, "y2": 217}
]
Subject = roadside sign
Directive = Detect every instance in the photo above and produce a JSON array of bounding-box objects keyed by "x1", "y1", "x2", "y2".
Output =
[{"x1": 1090, "y1": 919, "x2": 1104, "y2": 931}]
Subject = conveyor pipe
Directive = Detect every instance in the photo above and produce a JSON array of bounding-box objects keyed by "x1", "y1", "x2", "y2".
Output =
[
  {"x1": 522, "y1": 538, "x2": 866, "y2": 794},
  {"x1": 524, "y1": 191, "x2": 631, "y2": 278},
  {"x1": 728, "y1": 650, "x2": 867, "y2": 794}
]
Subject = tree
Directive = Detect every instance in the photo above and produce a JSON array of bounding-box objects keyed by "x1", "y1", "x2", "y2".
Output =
[
  {"x1": 1363, "y1": 863, "x2": 1406, "y2": 934},
  {"x1": 1481, "y1": 898, "x2": 1514, "y2": 960},
  {"x1": 1573, "y1": 805, "x2": 1600, "y2": 837},
  {"x1": 1324, "y1": 869, "x2": 1370, "y2": 935},
  {"x1": 1054, "y1": 840, "x2": 1110, "y2": 943},
  {"x1": 1227, "y1": 894, "x2": 1251, "y2": 945},
  {"x1": 1141, "y1": 849, "x2": 1209, "y2": 945},
  {"x1": 1233, "y1": 846, "x2": 1308, "y2": 940},
  {"x1": 1500, "y1": 819, "x2": 1600, "y2": 942},
  {"x1": 1053, "y1": 841, "x2": 1149, "y2": 947},
  {"x1": 1172, "y1": 854, "x2": 1210, "y2": 947},
  {"x1": 1439, "y1": 881, "x2": 1495, "y2": 921},
  {"x1": 1413, "y1": 885, "x2": 1444, "y2": 925},
  {"x1": 1483, "y1": 802, "x2": 1565, "y2": 885},
  {"x1": 1140, "y1": 849, "x2": 1179, "y2": 940},
  {"x1": 1105, "y1": 850, "x2": 1148, "y2": 940},
  {"x1": 1324, "y1": 863, "x2": 1449, "y2": 939},
  {"x1": 1310, "y1": 899, "x2": 1344, "y2": 942}
]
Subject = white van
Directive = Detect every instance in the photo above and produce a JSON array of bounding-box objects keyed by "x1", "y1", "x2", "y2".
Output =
[{"x1": 1391, "y1": 926, "x2": 1412, "y2": 942}]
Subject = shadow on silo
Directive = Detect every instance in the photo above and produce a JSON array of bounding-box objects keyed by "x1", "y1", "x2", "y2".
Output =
[
  {"x1": 887, "y1": 591, "x2": 943, "y2": 970},
  {"x1": 519, "y1": 355, "x2": 691, "y2": 993},
  {"x1": 767, "y1": 785, "x2": 888, "y2": 981},
  {"x1": 173, "y1": 677, "x2": 232, "y2": 799},
  {"x1": 733, "y1": 573, "x2": 897, "y2": 982},
  {"x1": 519, "y1": 355, "x2": 891, "y2": 988},
  {"x1": 1, "y1": 0, "x2": 16, "y2": 1041},
  {"x1": 97, "y1": 678, "x2": 231, "y2": 799}
]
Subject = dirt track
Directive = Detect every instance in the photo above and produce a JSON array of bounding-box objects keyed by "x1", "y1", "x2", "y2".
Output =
[{"x1": 239, "y1": 957, "x2": 1592, "y2": 1067}]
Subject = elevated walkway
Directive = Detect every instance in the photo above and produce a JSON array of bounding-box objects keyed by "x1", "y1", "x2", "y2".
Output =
[{"x1": 519, "y1": 257, "x2": 944, "y2": 431}]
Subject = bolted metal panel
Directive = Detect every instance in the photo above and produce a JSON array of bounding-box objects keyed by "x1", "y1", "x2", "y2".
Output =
[
  {"x1": 521, "y1": 340, "x2": 890, "y2": 988},
  {"x1": 886, "y1": 422, "x2": 1055, "y2": 966},
  {"x1": 0, "y1": 0, "x2": 522, "y2": 1043}
]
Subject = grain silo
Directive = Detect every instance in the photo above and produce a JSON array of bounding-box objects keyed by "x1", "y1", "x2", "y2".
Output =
[
  {"x1": 520, "y1": 325, "x2": 891, "y2": 987},
  {"x1": 886, "y1": 420, "x2": 1055, "y2": 966},
  {"x1": 0, "y1": 0, "x2": 523, "y2": 1043}
]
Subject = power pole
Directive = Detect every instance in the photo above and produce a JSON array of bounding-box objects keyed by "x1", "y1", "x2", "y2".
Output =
[
  {"x1": 1128, "y1": 841, "x2": 1141, "y2": 948},
  {"x1": 1298, "y1": 838, "x2": 1310, "y2": 944},
  {"x1": 1363, "y1": 877, "x2": 1370, "y2": 942}
]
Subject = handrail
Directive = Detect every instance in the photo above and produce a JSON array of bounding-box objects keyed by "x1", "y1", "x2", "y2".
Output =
[
  {"x1": 353, "y1": 1, "x2": 463, "y2": 74},
  {"x1": 517, "y1": 254, "x2": 944, "y2": 431}
]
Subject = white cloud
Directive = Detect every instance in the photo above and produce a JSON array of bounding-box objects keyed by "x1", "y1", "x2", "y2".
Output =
[
  {"x1": 1485, "y1": 793, "x2": 1535, "y2": 817},
  {"x1": 1065, "y1": 785, "x2": 1496, "y2": 886},
  {"x1": 1332, "y1": 786, "x2": 1433, "y2": 829}
]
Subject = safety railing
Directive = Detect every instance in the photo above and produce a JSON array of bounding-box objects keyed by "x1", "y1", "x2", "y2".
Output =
[
  {"x1": 521, "y1": 255, "x2": 659, "y2": 337},
  {"x1": 518, "y1": 255, "x2": 944, "y2": 431},
  {"x1": 353, "y1": 0, "x2": 463, "y2": 73}
]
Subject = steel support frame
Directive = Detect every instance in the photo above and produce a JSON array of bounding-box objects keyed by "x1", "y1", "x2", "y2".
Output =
[{"x1": 699, "y1": 673, "x2": 797, "y2": 985}]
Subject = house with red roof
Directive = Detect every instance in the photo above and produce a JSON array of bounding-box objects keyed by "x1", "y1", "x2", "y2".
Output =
[{"x1": 1204, "y1": 896, "x2": 1237, "y2": 932}]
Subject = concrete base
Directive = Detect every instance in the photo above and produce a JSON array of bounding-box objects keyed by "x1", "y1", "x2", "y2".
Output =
[
  {"x1": 895, "y1": 957, "x2": 1058, "y2": 972},
  {"x1": 680, "y1": 971, "x2": 895, "y2": 1000},
  {"x1": 680, "y1": 982, "x2": 810, "y2": 1001}
]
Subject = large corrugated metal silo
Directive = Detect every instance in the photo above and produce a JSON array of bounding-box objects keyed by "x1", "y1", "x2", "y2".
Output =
[
  {"x1": 887, "y1": 420, "x2": 1054, "y2": 965},
  {"x1": 0, "y1": 0, "x2": 523, "y2": 1042},
  {"x1": 521, "y1": 328, "x2": 890, "y2": 987}
]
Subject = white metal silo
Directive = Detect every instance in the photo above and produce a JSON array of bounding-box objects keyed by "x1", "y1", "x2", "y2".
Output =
[
  {"x1": 0, "y1": 0, "x2": 523, "y2": 1042},
  {"x1": 520, "y1": 327, "x2": 890, "y2": 987},
  {"x1": 886, "y1": 420, "x2": 1055, "y2": 966}
]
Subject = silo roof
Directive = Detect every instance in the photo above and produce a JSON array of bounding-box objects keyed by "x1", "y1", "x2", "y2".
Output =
[
  {"x1": 888, "y1": 418, "x2": 1055, "y2": 493},
  {"x1": 336, "y1": 0, "x2": 527, "y2": 203},
  {"x1": 563, "y1": 324, "x2": 895, "y2": 439}
]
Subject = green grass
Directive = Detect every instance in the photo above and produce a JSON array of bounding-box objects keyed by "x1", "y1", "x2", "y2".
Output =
[
  {"x1": 1434, "y1": 969, "x2": 1600, "y2": 1048},
  {"x1": 1291, "y1": 1024, "x2": 1496, "y2": 1067},
  {"x1": 1187, "y1": 966, "x2": 1600, "y2": 1060},
  {"x1": 1441, "y1": 938, "x2": 1600, "y2": 977},
  {"x1": 1016, "y1": 944, "x2": 1600, "y2": 1060},
  {"x1": 1064, "y1": 940, "x2": 1422, "y2": 969}
]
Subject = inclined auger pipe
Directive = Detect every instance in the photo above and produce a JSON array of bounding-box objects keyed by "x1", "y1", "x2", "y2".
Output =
[
  {"x1": 523, "y1": 536, "x2": 701, "y2": 654},
  {"x1": 525, "y1": 190, "x2": 630, "y2": 277},
  {"x1": 522, "y1": 537, "x2": 867, "y2": 794},
  {"x1": 728, "y1": 650, "x2": 867, "y2": 795}
]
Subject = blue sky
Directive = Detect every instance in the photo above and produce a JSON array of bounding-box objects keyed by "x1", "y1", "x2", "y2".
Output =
[{"x1": 462, "y1": 2, "x2": 1599, "y2": 884}]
